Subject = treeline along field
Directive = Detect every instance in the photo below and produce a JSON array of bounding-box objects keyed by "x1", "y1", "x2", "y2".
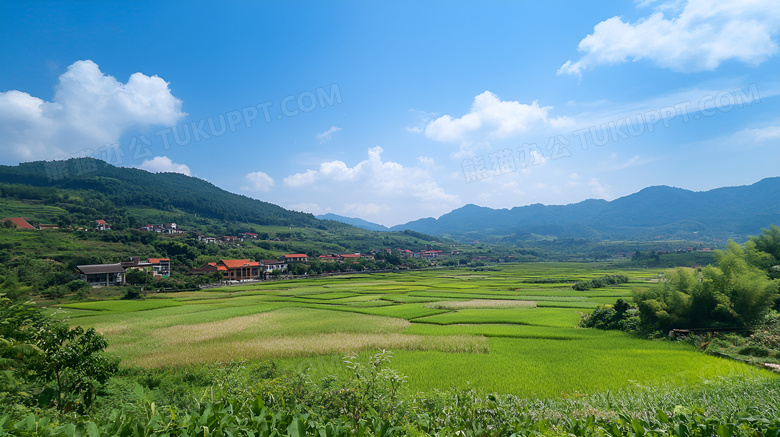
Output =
[{"x1": 57, "y1": 262, "x2": 776, "y2": 398}]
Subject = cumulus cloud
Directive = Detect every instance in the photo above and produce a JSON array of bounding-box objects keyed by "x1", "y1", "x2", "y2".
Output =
[
  {"x1": 241, "y1": 170, "x2": 275, "y2": 192},
  {"x1": 283, "y1": 146, "x2": 460, "y2": 208},
  {"x1": 315, "y1": 126, "x2": 341, "y2": 143},
  {"x1": 0, "y1": 60, "x2": 184, "y2": 163},
  {"x1": 559, "y1": 0, "x2": 780, "y2": 75},
  {"x1": 424, "y1": 91, "x2": 553, "y2": 143},
  {"x1": 139, "y1": 156, "x2": 191, "y2": 176}
]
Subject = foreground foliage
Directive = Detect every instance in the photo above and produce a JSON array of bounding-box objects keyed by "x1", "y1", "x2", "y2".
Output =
[
  {"x1": 0, "y1": 296, "x2": 118, "y2": 414},
  {"x1": 2, "y1": 353, "x2": 780, "y2": 436},
  {"x1": 634, "y1": 242, "x2": 779, "y2": 332}
]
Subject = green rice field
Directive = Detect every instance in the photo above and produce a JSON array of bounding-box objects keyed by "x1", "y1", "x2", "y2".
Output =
[{"x1": 55, "y1": 262, "x2": 775, "y2": 397}]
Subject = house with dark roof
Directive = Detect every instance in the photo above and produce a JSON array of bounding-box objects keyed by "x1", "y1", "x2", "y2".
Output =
[
  {"x1": 77, "y1": 263, "x2": 125, "y2": 287},
  {"x1": 3, "y1": 217, "x2": 36, "y2": 230},
  {"x1": 261, "y1": 260, "x2": 288, "y2": 273},
  {"x1": 188, "y1": 262, "x2": 227, "y2": 275}
]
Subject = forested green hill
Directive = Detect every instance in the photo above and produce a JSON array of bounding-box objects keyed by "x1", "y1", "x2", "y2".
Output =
[{"x1": 0, "y1": 158, "x2": 325, "y2": 229}]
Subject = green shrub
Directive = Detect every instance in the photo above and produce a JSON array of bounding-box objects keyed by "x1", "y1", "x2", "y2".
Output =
[{"x1": 737, "y1": 345, "x2": 771, "y2": 357}]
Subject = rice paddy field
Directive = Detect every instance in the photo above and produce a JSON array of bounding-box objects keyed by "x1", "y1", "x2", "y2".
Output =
[{"x1": 56, "y1": 262, "x2": 776, "y2": 398}]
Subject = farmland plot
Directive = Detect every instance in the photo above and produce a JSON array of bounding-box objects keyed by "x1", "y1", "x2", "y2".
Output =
[{"x1": 59, "y1": 262, "x2": 775, "y2": 397}]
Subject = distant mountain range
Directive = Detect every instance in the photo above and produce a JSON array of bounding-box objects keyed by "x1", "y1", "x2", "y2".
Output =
[
  {"x1": 3, "y1": 158, "x2": 778, "y2": 244},
  {"x1": 316, "y1": 213, "x2": 390, "y2": 232},
  {"x1": 380, "y1": 178, "x2": 780, "y2": 243}
]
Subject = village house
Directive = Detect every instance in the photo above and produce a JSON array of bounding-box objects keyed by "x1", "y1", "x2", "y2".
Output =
[
  {"x1": 120, "y1": 256, "x2": 153, "y2": 269},
  {"x1": 138, "y1": 223, "x2": 183, "y2": 233},
  {"x1": 2, "y1": 217, "x2": 36, "y2": 230},
  {"x1": 260, "y1": 259, "x2": 288, "y2": 273},
  {"x1": 189, "y1": 262, "x2": 227, "y2": 275},
  {"x1": 96, "y1": 219, "x2": 110, "y2": 231},
  {"x1": 281, "y1": 254, "x2": 308, "y2": 263},
  {"x1": 418, "y1": 250, "x2": 443, "y2": 260},
  {"x1": 192, "y1": 259, "x2": 262, "y2": 280},
  {"x1": 197, "y1": 234, "x2": 218, "y2": 244},
  {"x1": 77, "y1": 263, "x2": 125, "y2": 287},
  {"x1": 148, "y1": 258, "x2": 171, "y2": 278},
  {"x1": 139, "y1": 224, "x2": 163, "y2": 232}
]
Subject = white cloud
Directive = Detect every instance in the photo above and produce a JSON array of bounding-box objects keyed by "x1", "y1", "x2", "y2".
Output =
[
  {"x1": 425, "y1": 91, "x2": 552, "y2": 143},
  {"x1": 559, "y1": 0, "x2": 780, "y2": 75},
  {"x1": 282, "y1": 146, "x2": 460, "y2": 225},
  {"x1": 736, "y1": 124, "x2": 780, "y2": 142},
  {"x1": 315, "y1": 126, "x2": 341, "y2": 143},
  {"x1": 417, "y1": 155, "x2": 435, "y2": 166},
  {"x1": 0, "y1": 60, "x2": 185, "y2": 163},
  {"x1": 589, "y1": 178, "x2": 611, "y2": 198},
  {"x1": 342, "y1": 203, "x2": 390, "y2": 218},
  {"x1": 139, "y1": 156, "x2": 191, "y2": 176},
  {"x1": 288, "y1": 203, "x2": 327, "y2": 215},
  {"x1": 241, "y1": 170, "x2": 275, "y2": 192},
  {"x1": 529, "y1": 150, "x2": 548, "y2": 166},
  {"x1": 283, "y1": 169, "x2": 318, "y2": 187},
  {"x1": 406, "y1": 109, "x2": 438, "y2": 134}
]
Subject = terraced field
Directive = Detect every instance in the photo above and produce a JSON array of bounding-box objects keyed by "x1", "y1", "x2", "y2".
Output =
[{"x1": 57, "y1": 262, "x2": 774, "y2": 397}]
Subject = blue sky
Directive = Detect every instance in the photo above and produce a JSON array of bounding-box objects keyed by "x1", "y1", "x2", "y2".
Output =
[{"x1": 1, "y1": 1, "x2": 779, "y2": 226}]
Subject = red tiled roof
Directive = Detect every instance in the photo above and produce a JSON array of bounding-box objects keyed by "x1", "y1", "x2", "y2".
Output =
[
  {"x1": 216, "y1": 265, "x2": 227, "y2": 271},
  {"x1": 3, "y1": 217, "x2": 35, "y2": 230},
  {"x1": 340, "y1": 254, "x2": 361, "y2": 258},
  {"x1": 283, "y1": 254, "x2": 308, "y2": 258},
  {"x1": 219, "y1": 259, "x2": 253, "y2": 268},
  {"x1": 96, "y1": 219, "x2": 107, "y2": 225},
  {"x1": 148, "y1": 258, "x2": 170, "y2": 264}
]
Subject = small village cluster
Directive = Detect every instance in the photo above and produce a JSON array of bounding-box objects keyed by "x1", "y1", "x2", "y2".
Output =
[
  {"x1": 73, "y1": 249, "x2": 452, "y2": 287},
  {"x1": 74, "y1": 256, "x2": 294, "y2": 287},
  {"x1": 3, "y1": 216, "x2": 458, "y2": 288}
]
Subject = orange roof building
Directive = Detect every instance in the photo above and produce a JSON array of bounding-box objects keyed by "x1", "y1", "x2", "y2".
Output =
[{"x1": 3, "y1": 217, "x2": 36, "y2": 230}]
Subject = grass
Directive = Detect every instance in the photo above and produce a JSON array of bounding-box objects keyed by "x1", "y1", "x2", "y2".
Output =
[
  {"x1": 413, "y1": 307, "x2": 584, "y2": 327},
  {"x1": 57, "y1": 262, "x2": 777, "y2": 396},
  {"x1": 424, "y1": 299, "x2": 537, "y2": 310},
  {"x1": 58, "y1": 299, "x2": 182, "y2": 313},
  {"x1": 390, "y1": 336, "x2": 771, "y2": 397}
]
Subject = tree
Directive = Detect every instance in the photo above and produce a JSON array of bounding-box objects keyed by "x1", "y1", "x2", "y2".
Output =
[
  {"x1": 32, "y1": 324, "x2": 118, "y2": 412},
  {"x1": 745, "y1": 224, "x2": 780, "y2": 279},
  {"x1": 126, "y1": 268, "x2": 153, "y2": 286},
  {"x1": 0, "y1": 295, "x2": 117, "y2": 413},
  {"x1": 634, "y1": 242, "x2": 779, "y2": 331},
  {"x1": 0, "y1": 296, "x2": 46, "y2": 405}
]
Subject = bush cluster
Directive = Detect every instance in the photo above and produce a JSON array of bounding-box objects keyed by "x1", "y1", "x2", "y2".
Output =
[{"x1": 572, "y1": 274, "x2": 628, "y2": 291}]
